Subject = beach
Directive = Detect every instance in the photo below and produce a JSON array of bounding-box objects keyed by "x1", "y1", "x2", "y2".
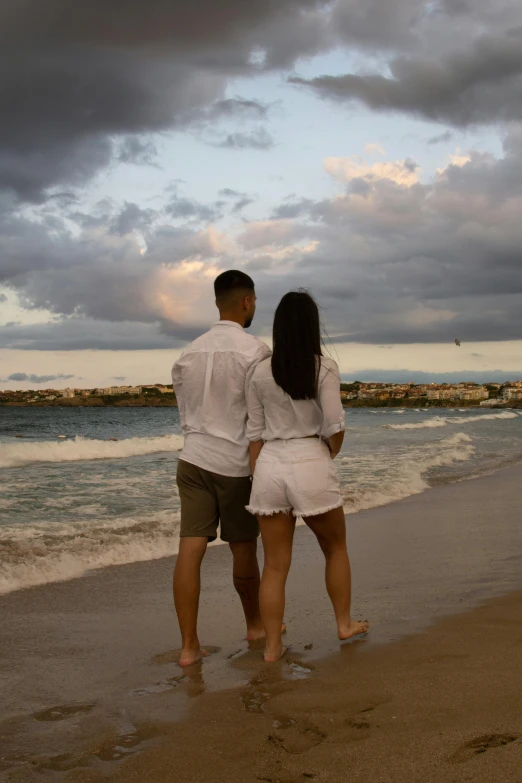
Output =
[{"x1": 1, "y1": 461, "x2": 522, "y2": 782}]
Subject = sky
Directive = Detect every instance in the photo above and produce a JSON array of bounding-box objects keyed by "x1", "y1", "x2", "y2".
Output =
[{"x1": 1, "y1": 0, "x2": 522, "y2": 389}]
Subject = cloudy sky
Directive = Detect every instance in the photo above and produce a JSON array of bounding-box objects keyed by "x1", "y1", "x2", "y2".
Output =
[{"x1": 1, "y1": 0, "x2": 522, "y2": 389}]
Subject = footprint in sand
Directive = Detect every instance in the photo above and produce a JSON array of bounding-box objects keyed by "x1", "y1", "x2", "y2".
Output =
[
  {"x1": 242, "y1": 687, "x2": 273, "y2": 713},
  {"x1": 241, "y1": 669, "x2": 279, "y2": 713},
  {"x1": 151, "y1": 645, "x2": 221, "y2": 665},
  {"x1": 451, "y1": 733, "x2": 518, "y2": 763},
  {"x1": 93, "y1": 731, "x2": 145, "y2": 761},
  {"x1": 33, "y1": 703, "x2": 95, "y2": 722},
  {"x1": 268, "y1": 719, "x2": 326, "y2": 755},
  {"x1": 29, "y1": 725, "x2": 155, "y2": 773}
]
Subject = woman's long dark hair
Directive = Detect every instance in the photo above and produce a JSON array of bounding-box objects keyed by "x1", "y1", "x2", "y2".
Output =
[{"x1": 271, "y1": 290, "x2": 322, "y2": 400}]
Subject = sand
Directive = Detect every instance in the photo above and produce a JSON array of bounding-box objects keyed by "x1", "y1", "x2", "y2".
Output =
[
  {"x1": 71, "y1": 590, "x2": 522, "y2": 783},
  {"x1": 1, "y1": 463, "x2": 522, "y2": 782}
]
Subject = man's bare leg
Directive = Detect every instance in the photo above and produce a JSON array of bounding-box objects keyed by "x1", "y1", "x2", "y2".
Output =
[
  {"x1": 229, "y1": 539, "x2": 265, "y2": 640},
  {"x1": 304, "y1": 507, "x2": 369, "y2": 640},
  {"x1": 173, "y1": 536, "x2": 209, "y2": 667}
]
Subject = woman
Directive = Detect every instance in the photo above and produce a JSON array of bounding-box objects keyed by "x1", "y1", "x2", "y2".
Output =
[{"x1": 246, "y1": 291, "x2": 369, "y2": 662}]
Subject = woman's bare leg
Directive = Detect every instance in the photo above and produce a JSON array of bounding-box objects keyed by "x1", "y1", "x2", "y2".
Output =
[
  {"x1": 304, "y1": 506, "x2": 369, "y2": 639},
  {"x1": 258, "y1": 512, "x2": 296, "y2": 662}
]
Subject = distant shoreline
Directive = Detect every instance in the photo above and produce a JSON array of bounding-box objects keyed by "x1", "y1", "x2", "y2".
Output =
[
  {"x1": 1, "y1": 397, "x2": 519, "y2": 409},
  {"x1": 342, "y1": 398, "x2": 519, "y2": 409},
  {"x1": 0, "y1": 395, "x2": 179, "y2": 408}
]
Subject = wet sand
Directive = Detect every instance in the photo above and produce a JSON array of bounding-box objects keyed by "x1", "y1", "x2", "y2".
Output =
[
  {"x1": 70, "y1": 590, "x2": 522, "y2": 783},
  {"x1": 1, "y1": 463, "x2": 522, "y2": 781}
]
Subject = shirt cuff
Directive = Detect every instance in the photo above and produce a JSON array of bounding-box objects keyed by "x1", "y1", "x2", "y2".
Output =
[{"x1": 321, "y1": 419, "x2": 346, "y2": 439}]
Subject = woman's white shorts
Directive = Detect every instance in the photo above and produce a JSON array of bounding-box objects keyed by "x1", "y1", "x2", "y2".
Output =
[{"x1": 246, "y1": 438, "x2": 343, "y2": 518}]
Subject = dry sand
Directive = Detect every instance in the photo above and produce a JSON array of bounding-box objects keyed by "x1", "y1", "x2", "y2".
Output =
[{"x1": 1, "y1": 463, "x2": 522, "y2": 782}]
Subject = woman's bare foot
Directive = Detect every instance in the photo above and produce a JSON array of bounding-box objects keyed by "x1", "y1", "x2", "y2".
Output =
[
  {"x1": 246, "y1": 623, "x2": 286, "y2": 642},
  {"x1": 338, "y1": 619, "x2": 369, "y2": 641},
  {"x1": 263, "y1": 644, "x2": 287, "y2": 663},
  {"x1": 178, "y1": 647, "x2": 210, "y2": 667}
]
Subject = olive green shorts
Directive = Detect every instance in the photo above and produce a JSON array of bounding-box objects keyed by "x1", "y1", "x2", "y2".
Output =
[{"x1": 176, "y1": 459, "x2": 259, "y2": 543}]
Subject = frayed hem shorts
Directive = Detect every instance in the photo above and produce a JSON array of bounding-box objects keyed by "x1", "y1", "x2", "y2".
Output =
[{"x1": 246, "y1": 438, "x2": 343, "y2": 518}]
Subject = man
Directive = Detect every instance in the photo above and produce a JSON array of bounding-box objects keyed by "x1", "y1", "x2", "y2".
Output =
[{"x1": 171, "y1": 270, "x2": 271, "y2": 667}]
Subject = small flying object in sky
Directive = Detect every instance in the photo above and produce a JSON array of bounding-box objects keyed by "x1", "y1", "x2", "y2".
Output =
[{"x1": 454, "y1": 338, "x2": 461, "y2": 347}]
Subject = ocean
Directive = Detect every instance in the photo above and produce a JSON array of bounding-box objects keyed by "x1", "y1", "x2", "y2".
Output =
[{"x1": 1, "y1": 406, "x2": 521, "y2": 596}]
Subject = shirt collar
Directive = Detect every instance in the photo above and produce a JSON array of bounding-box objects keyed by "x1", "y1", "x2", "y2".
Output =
[{"x1": 212, "y1": 320, "x2": 244, "y2": 331}]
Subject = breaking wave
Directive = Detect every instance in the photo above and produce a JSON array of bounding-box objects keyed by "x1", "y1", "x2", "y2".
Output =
[
  {"x1": 0, "y1": 430, "x2": 490, "y2": 595},
  {"x1": 0, "y1": 435, "x2": 184, "y2": 470},
  {"x1": 386, "y1": 411, "x2": 518, "y2": 431},
  {"x1": 339, "y1": 433, "x2": 474, "y2": 513},
  {"x1": 0, "y1": 511, "x2": 181, "y2": 595}
]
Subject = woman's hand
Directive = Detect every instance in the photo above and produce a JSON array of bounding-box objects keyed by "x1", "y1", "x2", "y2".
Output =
[
  {"x1": 249, "y1": 440, "x2": 264, "y2": 475},
  {"x1": 327, "y1": 430, "x2": 344, "y2": 460}
]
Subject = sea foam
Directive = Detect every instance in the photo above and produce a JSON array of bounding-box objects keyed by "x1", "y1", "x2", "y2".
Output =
[
  {"x1": 386, "y1": 411, "x2": 517, "y2": 431},
  {"x1": 0, "y1": 434, "x2": 184, "y2": 470},
  {"x1": 0, "y1": 511, "x2": 182, "y2": 595},
  {"x1": 339, "y1": 432, "x2": 474, "y2": 513},
  {"x1": 0, "y1": 425, "x2": 490, "y2": 595}
]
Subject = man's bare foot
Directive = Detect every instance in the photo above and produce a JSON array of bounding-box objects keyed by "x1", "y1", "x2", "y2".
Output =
[
  {"x1": 245, "y1": 623, "x2": 286, "y2": 642},
  {"x1": 178, "y1": 647, "x2": 210, "y2": 667},
  {"x1": 264, "y1": 645, "x2": 287, "y2": 663},
  {"x1": 338, "y1": 619, "x2": 369, "y2": 641}
]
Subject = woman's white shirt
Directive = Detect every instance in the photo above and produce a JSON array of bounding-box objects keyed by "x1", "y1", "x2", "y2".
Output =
[{"x1": 246, "y1": 356, "x2": 345, "y2": 442}]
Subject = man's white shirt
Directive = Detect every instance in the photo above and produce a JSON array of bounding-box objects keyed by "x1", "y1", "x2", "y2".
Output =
[{"x1": 171, "y1": 320, "x2": 271, "y2": 477}]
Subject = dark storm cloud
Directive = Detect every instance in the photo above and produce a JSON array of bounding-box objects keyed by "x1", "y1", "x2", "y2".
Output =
[
  {"x1": 0, "y1": 372, "x2": 74, "y2": 383},
  {"x1": 0, "y1": 1, "x2": 326, "y2": 51},
  {"x1": 3, "y1": 121, "x2": 522, "y2": 347},
  {"x1": 3, "y1": 0, "x2": 522, "y2": 204},
  {"x1": 0, "y1": 193, "x2": 224, "y2": 328},
  {"x1": 0, "y1": 0, "x2": 329, "y2": 201},
  {"x1": 3, "y1": 0, "x2": 522, "y2": 350},
  {"x1": 290, "y1": 37, "x2": 522, "y2": 126},
  {"x1": 328, "y1": 306, "x2": 522, "y2": 344},
  {"x1": 290, "y1": 2, "x2": 522, "y2": 127},
  {"x1": 0, "y1": 319, "x2": 196, "y2": 351},
  {"x1": 244, "y1": 128, "x2": 522, "y2": 344}
]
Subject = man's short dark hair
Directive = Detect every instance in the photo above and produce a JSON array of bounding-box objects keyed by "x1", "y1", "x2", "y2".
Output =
[{"x1": 214, "y1": 270, "x2": 255, "y2": 303}]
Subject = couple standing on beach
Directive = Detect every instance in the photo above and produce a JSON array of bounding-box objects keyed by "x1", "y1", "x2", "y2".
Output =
[{"x1": 171, "y1": 270, "x2": 369, "y2": 666}]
